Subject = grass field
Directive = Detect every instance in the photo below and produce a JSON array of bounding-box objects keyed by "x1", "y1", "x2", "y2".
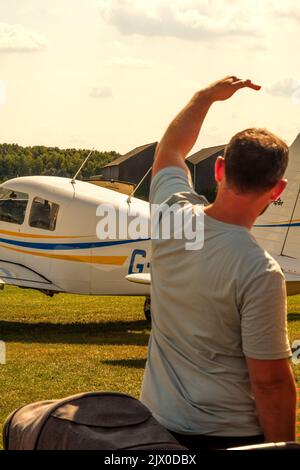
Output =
[{"x1": 0, "y1": 285, "x2": 299, "y2": 448}]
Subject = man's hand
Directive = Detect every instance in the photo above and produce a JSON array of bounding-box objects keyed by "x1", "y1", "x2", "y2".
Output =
[
  {"x1": 152, "y1": 76, "x2": 261, "y2": 177},
  {"x1": 204, "y1": 76, "x2": 261, "y2": 103}
]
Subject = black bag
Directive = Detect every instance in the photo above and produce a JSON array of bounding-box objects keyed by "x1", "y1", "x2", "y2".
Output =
[{"x1": 3, "y1": 391, "x2": 186, "y2": 450}]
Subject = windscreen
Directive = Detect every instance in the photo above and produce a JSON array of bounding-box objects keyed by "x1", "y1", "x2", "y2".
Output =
[{"x1": 0, "y1": 187, "x2": 29, "y2": 225}]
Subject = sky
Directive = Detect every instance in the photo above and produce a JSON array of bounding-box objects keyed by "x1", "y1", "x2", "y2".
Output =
[{"x1": 0, "y1": 0, "x2": 300, "y2": 155}]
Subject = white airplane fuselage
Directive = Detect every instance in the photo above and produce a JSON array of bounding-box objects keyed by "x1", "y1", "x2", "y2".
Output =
[{"x1": 0, "y1": 176, "x2": 151, "y2": 296}]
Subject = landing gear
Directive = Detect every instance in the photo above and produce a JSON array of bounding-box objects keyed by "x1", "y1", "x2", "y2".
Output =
[{"x1": 144, "y1": 296, "x2": 151, "y2": 323}]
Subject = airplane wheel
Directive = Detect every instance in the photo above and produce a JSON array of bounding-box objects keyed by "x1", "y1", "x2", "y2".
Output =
[{"x1": 144, "y1": 296, "x2": 151, "y2": 322}]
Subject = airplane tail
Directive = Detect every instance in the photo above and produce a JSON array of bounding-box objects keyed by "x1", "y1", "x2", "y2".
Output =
[{"x1": 252, "y1": 134, "x2": 300, "y2": 259}]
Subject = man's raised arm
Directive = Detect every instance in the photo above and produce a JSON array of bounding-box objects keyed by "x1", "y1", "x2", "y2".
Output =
[{"x1": 152, "y1": 76, "x2": 261, "y2": 177}]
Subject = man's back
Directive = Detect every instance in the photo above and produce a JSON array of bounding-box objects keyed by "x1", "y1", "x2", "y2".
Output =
[{"x1": 140, "y1": 167, "x2": 290, "y2": 436}]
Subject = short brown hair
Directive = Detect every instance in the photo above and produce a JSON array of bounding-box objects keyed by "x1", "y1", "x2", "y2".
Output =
[{"x1": 224, "y1": 128, "x2": 289, "y2": 193}]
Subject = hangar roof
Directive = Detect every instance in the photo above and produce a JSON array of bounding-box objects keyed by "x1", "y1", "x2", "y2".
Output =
[
  {"x1": 103, "y1": 142, "x2": 157, "y2": 167},
  {"x1": 187, "y1": 144, "x2": 226, "y2": 165}
]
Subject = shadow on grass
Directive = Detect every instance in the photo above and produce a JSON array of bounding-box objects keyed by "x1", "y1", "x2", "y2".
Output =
[
  {"x1": 0, "y1": 320, "x2": 150, "y2": 346},
  {"x1": 102, "y1": 359, "x2": 147, "y2": 369},
  {"x1": 288, "y1": 313, "x2": 300, "y2": 322}
]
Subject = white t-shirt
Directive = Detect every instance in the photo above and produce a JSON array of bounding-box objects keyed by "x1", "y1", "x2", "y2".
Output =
[{"x1": 140, "y1": 166, "x2": 291, "y2": 436}]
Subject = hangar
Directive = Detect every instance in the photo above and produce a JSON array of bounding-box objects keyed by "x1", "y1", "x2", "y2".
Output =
[
  {"x1": 93, "y1": 142, "x2": 226, "y2": 200},
  {"x1": 92, "y1": 135, "x2": 300, "y2": 201},
  {"x1": 186, "y1": 144, "x2": 225, "y2": 201},
  {"x1": 98, "y1": 142, "x2": 157, "y2": 200}
]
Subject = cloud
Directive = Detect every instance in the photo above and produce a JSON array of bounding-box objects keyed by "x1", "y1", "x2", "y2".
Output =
[
  {"x1": 266, "y1": 78, "x2": 300, "y2": 98},
  {"x1": 268, "y1": 0, "x2": 300, "y2": 21},
  {"x1": 90, "y1": 86, "x2": 114, "y2": 98},
  {"x1": 0, "y1": 23, "x2": 48, "y2": 53},
  {"x1": 107, "y1": 57, "x2": 156, "y2": 70},
  {"x1": 98, "y1": 0, "x2": 260, "y2": 42}
]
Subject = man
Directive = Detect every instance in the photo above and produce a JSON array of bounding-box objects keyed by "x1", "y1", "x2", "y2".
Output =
[{"x1": 140, "y1": 76, "x2": 297, "y2": 450}]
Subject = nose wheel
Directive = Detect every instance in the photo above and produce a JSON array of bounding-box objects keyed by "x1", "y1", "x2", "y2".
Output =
[{"x1": 144, "y1": 296, "x2": 151, "y2": 323}]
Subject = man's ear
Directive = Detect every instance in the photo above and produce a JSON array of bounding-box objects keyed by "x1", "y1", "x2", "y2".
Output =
[
  {"x1": 270, "y1": 179, "x2": 288, "y2": 201},
  {"x1": 215, "y1": 156, "x2": 225, "y2": 183}
]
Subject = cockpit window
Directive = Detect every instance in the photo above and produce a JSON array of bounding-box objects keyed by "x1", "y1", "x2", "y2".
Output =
[
  {"x1": 29, "y1": 197, "x2": 59, "y2": 231},
  {"x1": 0, "y1": 188, "x2": 29, "y2": 225}
]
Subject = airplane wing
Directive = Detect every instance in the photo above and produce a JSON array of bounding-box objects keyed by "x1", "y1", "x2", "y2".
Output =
[
  {"x1": 127, "y1": 268, "x2": 300, "y2": 295},
  {"x1": 0, "y1": 260, "x2": 62, "y2": 292},
  {"x1": 283, "y1": 273, "x2": 300, "y2": 296},
  {"x1": 126, "y1": 273, "x2": 151, "y2": 285},
  {"x1": 284, "y1": 272, "x2": 300, "y2": 282}
]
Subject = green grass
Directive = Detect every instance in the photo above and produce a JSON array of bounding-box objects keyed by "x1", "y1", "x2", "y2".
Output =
[{"x1": 0, "y1": 286, "x2": 299, "y2": 448}]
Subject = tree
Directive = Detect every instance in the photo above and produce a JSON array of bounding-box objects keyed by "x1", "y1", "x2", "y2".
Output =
[{"x1": 0, "y1": 144, "x2": 120, "y2": 182}]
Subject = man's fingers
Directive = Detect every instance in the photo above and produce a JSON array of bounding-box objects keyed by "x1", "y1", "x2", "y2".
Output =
[
  {"x1": 234, "y1": 79, "x2": 261, "y2": 91},
  {"x1": 248, "y1": 82, "x2": 261, "y2": 91}
]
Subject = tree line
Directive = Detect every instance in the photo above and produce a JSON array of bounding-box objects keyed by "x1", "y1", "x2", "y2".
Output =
[{"x1": 0, "y1": 143, "x2": 120, "y2": 182}]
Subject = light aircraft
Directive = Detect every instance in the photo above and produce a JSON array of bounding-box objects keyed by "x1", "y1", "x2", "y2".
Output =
[
  {"x1": 0, "y1": 172, "x2": 152, "y2": 320},
  {"x1": 252, "y1": 133, "x2": 300, "y2": 295},
  {"x1": 0, "y1": 134, "x2": 300, "y2": 321}
]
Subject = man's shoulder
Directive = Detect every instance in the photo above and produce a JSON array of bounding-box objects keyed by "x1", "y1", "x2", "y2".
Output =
[
  {"x1": 233, "y1": 233, "x2": 286, "y2": 310},
  {"x1": 166, "y1": 191, "x2": 208, "y2": 207},
  {"x1": 150, "y1": 166, "x2": 208, "y2": 206},
  {"x1": 236, "y1": 231, "x2": 283, "y2": 279}
]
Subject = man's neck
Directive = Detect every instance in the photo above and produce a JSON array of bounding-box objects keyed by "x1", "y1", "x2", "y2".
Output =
[
  {"x1": 204, "y1": 204, "x2": 253, "y2": 229},
  {"x1": 204, "y1": 190, "x2": 261, "y2": 230}
]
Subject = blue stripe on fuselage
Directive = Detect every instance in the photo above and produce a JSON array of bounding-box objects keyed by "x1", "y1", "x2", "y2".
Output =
[
  {"x1": 254, "y1": 223, "x2": 300, "y2": 228},
  {"x1": 0, "y1": 237, "x2": 150, "y2": 250}
]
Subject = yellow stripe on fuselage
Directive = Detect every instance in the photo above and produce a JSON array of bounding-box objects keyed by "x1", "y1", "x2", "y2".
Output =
[{"x1": 0, "y1": 244, "x2": 127, "y2": 266}]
